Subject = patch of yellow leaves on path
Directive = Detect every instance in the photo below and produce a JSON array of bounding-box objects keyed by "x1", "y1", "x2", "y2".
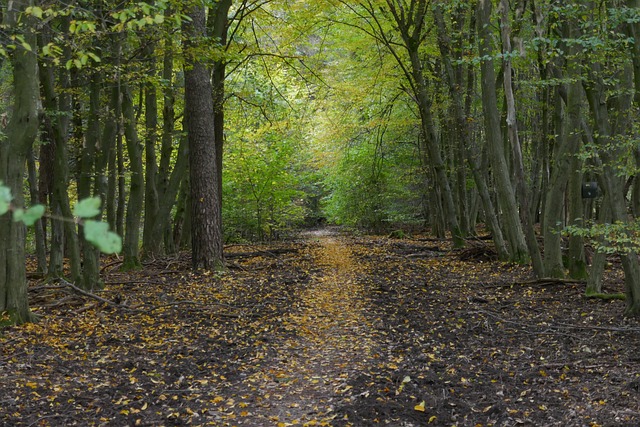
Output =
[{"x1": 260, "y1": 236, "x2": 379, "y2": 425}]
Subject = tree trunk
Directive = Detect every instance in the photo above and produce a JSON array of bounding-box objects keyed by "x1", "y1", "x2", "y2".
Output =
[
  {"x1": 0, "y1": 0, "x2": 40, "y2": 324},
  {"x1": 583, "y1": 63, "x2": 640, "y2": 315},
  {"x1": 476, "y1": 0, "x2": 529, "y2": 263},
  {"x1": 121, "y1": 85, "x2": 144, "y2": 270},
  {"x1": 433, "y1": 4, "x2": 508, "y2": 258},
  {"x1": 77, "y1": 74, "x2": 102, "y2": 289},
  {"x1": 184, "y1": 3, "x2": 224, "y2": 270},
  {"x1": 142, "y1": 42, "x2": 161, "y2": 257},
  {"x1": 27, "y1": 149, "x2": 47, "y2": 274},
  {"x1": 499, "y1": 0, "x2": 544, "y2": 277}
]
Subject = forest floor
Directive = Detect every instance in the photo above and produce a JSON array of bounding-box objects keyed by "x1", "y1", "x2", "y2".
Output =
[{"x1": 2, "y1": 229, "x2": 640, "y2": 426}]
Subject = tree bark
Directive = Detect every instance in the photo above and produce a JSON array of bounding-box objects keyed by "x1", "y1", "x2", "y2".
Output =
[
  {"x1": 476, "y1": 0, "x2": 529, "y2": 263},
  {"x1": 121, "y1": 85, "x2": 144, "y2": 270},
  {"x1": 0, "y1": 0, "x2": 40, "y2": 323},
  {"x1": 184, "y1": 3, "x2": 224, "y2": 270}
]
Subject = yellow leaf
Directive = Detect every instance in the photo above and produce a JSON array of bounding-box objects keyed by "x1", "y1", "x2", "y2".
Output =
[
  {"x1": 414, "y1": 401, "x2": 425, "y2": 412},
  {"x1": 240, "y1": 411, "x2": 249, "y2": 417},
  {"x1": 25, "y1": 382, "x2": 38, "y2": 389},
  {"x1": 141, "y1": 402, "x2": 148, "y2": 411},
  {"x1": 429, "y1": 415, "x2": 437, "y2": 423}
]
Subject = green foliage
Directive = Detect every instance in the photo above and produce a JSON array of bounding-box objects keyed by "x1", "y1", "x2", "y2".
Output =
[
  {"x1": 0, "y1": 183, "x2": 120, "y2": 254},
  {"x1": 322, "y1": 140, "x2": 422, "y2": 231},
  {"x1": 73, "y1": 197, "x2": 101, "y2": 218},
  {"x1": 12, "y1": 205, "x2": 45, "y2": 227},
  {"x1": 223, "y1": 122, "x2": 309, "y2": 241},
  {"x1": 83, "y1": 220, "x2": 122, "y2": 254},
  {"x1": 0, "y1": 183, "x2": 11, "y2": 216},
  {"x1": 564, "y1": 220, "x2": 640, "y2": 255}
]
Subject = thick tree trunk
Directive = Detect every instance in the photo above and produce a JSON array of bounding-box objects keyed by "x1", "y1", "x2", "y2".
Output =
[
  {"x1": 0, "y1": 0, "x2": 39, "y2": 323},
  {"x1": 584, "y1": 64, "x2": 640, "y2": 315},
  {"x1": 543, "y1": 18, "x2": 584, "y2": 278},
  {"x1": 184, "y1": 3, "x2": 224, "y2": 270}
]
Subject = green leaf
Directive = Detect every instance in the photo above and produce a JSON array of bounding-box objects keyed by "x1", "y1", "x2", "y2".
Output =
[
  {"x1": 12, "y1": 205, "x2": 45, "y2": 226},
  {"x1": 74, "y1": 197, "x2": 101, "y2": 218},
  {"x1": 83, "y1": 220, "x2": 122, "y2": 254},
  {"x1": 28, "y1": 6, "x2": 43, "y2": 19},
  {"x1": 0, "y1": 184, "x2": 12, "y2": 215}
]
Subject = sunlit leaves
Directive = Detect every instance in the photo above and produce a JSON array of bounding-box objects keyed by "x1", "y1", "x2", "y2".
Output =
[
  {"x1": 0, "y1": 182, "x2": 11, "y2": 215},
  {"x1": 12, "y1": 205, "x2": 45, "y2": 226},
  {"x1": 83, "y1": 220, "x2": 122, "y2": 254},
  {"x1": 73, "y1": 197, "x2": 101, "y2": 218}
]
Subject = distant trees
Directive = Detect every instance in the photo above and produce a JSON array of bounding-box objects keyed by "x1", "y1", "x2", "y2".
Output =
[{"x1": 4, "y1": 0, "x2": 640, "y2": 323}]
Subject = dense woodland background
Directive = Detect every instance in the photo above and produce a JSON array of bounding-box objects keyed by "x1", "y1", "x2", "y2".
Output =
[{"x1": 2, "y1": 0, "x2": 640, "y2": 324}]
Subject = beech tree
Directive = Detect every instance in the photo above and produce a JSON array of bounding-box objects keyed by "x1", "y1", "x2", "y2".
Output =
[{"x1": 0, "y1": 0, "x2": 40, "y2": 324}]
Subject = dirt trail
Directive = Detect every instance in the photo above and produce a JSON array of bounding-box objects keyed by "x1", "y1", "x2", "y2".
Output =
[{"x1": 239, "y1": 232, "x2": 379, "y2": 426}]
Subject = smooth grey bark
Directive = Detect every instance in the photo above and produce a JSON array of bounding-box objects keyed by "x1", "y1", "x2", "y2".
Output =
[
  {"x1": 567, "y1": 153, "x2": 587, "y2": 280},
  {"x1": 142, "y1": 42, "x2": 160, "y2": 257},
  {"x1": 499, "y1": 0, "x2": 544, "y2": 276},
  {"x1": 433, "y1": 4, "x2": 509, "y2": 259},
  {"x1": 159, "y1": 36, "x2": 177, "y2": 253},
  {"x1": 543, "y1": 18, "x2": 584, "y2": 278},
  {"x1": 476, "y1": 0, "x2": 528, "y2": 263},
  {"x1": 148, "y1": 137, "x2": 188, "y2": 252},
  {"x1": 121, "y1": 85, "x2": 144, "y2": 270},
  {"x1": 77, "y1": 74, "x2": 102, "y2": 289},
  {"x1": 625, "y1": 0, "x2": 640, "y2": 216},
  {"x1": 27, "y1": 149, "x2": 47, "y2": 274},
  {"x1": 583, "y1": 63, "x2": 640, "y2": 315}
]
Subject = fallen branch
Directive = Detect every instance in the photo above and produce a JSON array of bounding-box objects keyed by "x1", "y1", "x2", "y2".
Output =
[
  {"x1": 584, "y1": 292, "x2": 626, "y2": 301},
  {"x1": 515, "y1": 278, "x2": 585, "y2": 286},
  {"x1": 473, "y1": 309, "x2": 640, "y2": 333},
  {"x1": 57, "y1": 278, "x2": 124, "y2": 309}
]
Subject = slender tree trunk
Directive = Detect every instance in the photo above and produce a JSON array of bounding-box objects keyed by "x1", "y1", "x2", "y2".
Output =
[
  {"x1": 27, "y1": 149, "x2": 47, "y2": 274},
  {"x1": 499, "y1": 0, "x2": 544, "y2": 277},
  {"x1": 142, "y1": 43, "x2": 160, "y2": 256},
  {"x1": 209, "y1": 0, "x2": 232, "y2": 230},
  {"x1": 121, "y1": 85, "x2": 144, "y2": 270},
  {"x1": 159, "y1": 35, "x2": 176, "y2": 253},
  {"x1": 477, "y1": 0, "x2": 529, "y2": 263},
  {"x1": 77, "y1": 74, "x2": 102, "y2": 289},
  {"x1": 434, "y1": 4, "x2": 508, "y2": 258}
]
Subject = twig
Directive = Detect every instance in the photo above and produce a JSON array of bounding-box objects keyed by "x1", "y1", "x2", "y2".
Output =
[
  {"x1": 473, "y1": 309, "x2": 640, "y2": 333},
  {"x1": 28, "y1": 284, "x2": 67, "y2": 292},
  {"x1": 57, "y1": 278, "x2": 123, "y2": 309}
]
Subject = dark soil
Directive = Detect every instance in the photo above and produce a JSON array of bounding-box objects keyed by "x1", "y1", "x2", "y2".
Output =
[{"x1": 2, "y1": 230, "x2": 640, "y2": 426}]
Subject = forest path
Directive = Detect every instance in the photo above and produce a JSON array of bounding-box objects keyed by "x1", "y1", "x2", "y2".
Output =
[{"x1": 243, "y1": 230, "x2": 381, "y2": 426}]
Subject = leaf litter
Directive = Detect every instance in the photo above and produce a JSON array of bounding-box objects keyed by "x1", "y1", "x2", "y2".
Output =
[{"x1": 2, "y1": 229, "x2": 640, "y2": 426}]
